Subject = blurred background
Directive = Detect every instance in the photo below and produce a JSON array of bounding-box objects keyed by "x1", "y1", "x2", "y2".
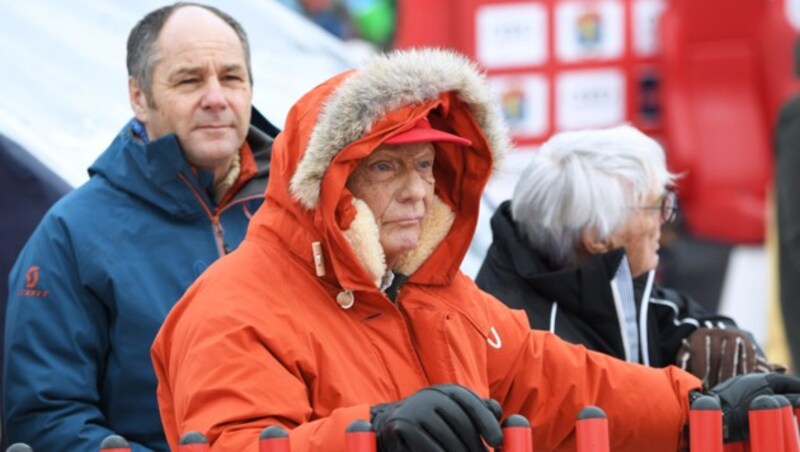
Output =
[{"x1": 3, "y1": 0, "x2": 799, "y2": 370}]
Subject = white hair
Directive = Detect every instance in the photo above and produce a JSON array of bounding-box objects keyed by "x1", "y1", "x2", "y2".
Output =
[{"x1": 510, "y1": 125, "x2": 677, "y2": 266}]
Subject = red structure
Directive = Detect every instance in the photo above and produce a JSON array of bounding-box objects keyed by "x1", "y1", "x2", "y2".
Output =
[
  {"x1": 660, "y1": 0, "x2": 798, "y2": 242},
  {"x1": 399, "y1": 0, "x2": 667, "y2": 147},
  {"x1": 259, "y1": 426, "x2": 291, "y2": 452},
  {"x1": 395, "y1": 0, "x2": 799, "y2": 243},
  {"x1": 575, "y1": 406, "x2": 610, "y2": 452},
  {"x1": 345, "y1": 421, "x2": 377, "y2": 452},
  {"x1": 501, "y1": 414, "x2": 534, "y2": 452},
  {"x1": 748, "y1": 395, "x2": 785, "y2": 452}
]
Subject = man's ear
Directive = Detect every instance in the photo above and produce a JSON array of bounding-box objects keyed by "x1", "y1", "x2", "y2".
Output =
[
  {"x1": 580, "y1": 228, "x2": 612, "y2": 255},
  {"x1": 129, "y1": 77, "x2": 149, "y2": 122}
]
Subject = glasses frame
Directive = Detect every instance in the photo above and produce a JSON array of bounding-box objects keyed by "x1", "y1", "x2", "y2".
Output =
[{"x1": 636, "y1": 189, "x2": 678, "y2": 223}]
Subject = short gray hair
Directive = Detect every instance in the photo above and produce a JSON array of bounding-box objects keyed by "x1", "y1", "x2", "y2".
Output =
[
  {"x1": 126, "y1": 2, "x2": 253, "y2": 105},
  {"x1": 511, "y1": 125, "x2": 677, "y2": 266}
]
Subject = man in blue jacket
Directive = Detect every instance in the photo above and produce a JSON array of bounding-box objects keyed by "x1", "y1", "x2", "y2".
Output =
[{"x1": 3, "y1": 3, "x2": 277, "y2": 450}]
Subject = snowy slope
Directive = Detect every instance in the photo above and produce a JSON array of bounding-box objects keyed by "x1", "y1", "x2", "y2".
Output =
[{"x1": 0, "y1": 0, "x2": 358, "y2": 187}]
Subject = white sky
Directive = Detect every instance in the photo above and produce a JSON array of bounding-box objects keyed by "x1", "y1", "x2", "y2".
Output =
[{"x1": 0, "y1": 0, "x2": 359, "y2": 186}]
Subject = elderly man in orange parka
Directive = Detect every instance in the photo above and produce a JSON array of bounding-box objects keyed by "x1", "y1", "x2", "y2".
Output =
[{"x1": 152, "y1": 48, "x2": 800, "y2": 451}]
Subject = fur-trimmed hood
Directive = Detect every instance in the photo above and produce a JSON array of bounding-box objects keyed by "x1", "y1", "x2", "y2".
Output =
[{"x1": 248, "y1": 48, "x2": 510, "y2": 295}]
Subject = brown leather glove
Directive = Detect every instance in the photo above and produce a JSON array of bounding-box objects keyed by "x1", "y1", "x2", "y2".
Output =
[{"x1": 674, "y1": 328, "x2": 784, "y2": 389}]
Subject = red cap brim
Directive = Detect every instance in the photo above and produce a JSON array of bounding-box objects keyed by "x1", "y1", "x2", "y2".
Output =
[{"x1": 385, "y1": 118, "x2": 472, "y2": 146}]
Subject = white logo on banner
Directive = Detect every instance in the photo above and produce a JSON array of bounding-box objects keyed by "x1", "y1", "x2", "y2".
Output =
[
  {"x1": 556, "y1": 69, "x2": 625, "y2": 130},
  {"x1": 488, "y1": 74, "x2": 549, "y2": 138},
  {"x1": 556, "y1": 1, "x2": 624, "y2": 62},
  {"x1": 633, "y1": 0, "x2": 666, "y2": 56},
  {"x1": 476, "y1": 3, "x2": 548, "y2": 69}
]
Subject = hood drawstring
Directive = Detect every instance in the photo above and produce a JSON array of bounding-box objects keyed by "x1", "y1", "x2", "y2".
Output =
[
  {"x1": 312, "y1": 241, "x2": 326, "y2": 277},
  {"x1": 313, "y1": 241, "x2": 355, "y2": 309}
]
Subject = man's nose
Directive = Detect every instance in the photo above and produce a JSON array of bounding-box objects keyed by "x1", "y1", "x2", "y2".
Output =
[
  {"x1": 399, "y1": 170, "x2": 428, "y2": 201},
  {"x1": 200, "y1": 78, "x2": 227, "y2": 110}
]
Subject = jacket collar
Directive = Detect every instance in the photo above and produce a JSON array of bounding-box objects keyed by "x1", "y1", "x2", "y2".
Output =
[
  {"x1": 88, "y1": 117, "x2": 273, "y2": 220},
  {"x1": 488, "y1": 200, "x2": 627, "y2": 313}
]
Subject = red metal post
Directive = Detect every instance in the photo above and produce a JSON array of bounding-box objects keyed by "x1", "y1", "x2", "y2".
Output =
[
  {"x1": 345, "y1": 420, "x2": 376, "y2": 452},
  {"x1": 99, "y1": 434, "x2": 131, "y2": 452},
  {"x1": 260, "y1": 425, "x2": 291, "y2": 452},
  {"x1": 775, "y1": 395, "x2": 800, "y2": 452},
  {"x1": 748, "y1": 395, "x2": 784, "y2": 452},
  {"x1": 793, "y1": 396, "x2": 800, "y2": 445},
  {"x1": 690, "y1": 395, "x2": 723, "y2": 452},
  {"x1": 501, "y1": 414, "x2": 533, "y2": 452},
  {"x1": 576, "y1": 406, "x2": 609, "y2": 452},
  {"x1": 178, "y1": 431, "x2": 210, "y2": 452}
]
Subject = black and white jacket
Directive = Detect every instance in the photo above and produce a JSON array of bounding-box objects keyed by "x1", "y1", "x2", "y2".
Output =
[{"x1": 476, "y1": 200, "x2": 738, "y2": 367}]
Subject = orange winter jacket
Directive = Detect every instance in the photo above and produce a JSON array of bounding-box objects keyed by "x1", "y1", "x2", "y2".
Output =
[{"x1": 152, "y1": 49, "x2": 701, "y2": 451}]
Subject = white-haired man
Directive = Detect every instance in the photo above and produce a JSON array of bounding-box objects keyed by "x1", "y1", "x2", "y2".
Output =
[{"x1": 477, "y1": 125, "x2": 779, "y2": 389}]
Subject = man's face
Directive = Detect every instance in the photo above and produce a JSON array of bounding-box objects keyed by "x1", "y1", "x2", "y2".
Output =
[
  {"x1": 130, "y1": 6, "x2": 252, "y2": 179},
  {"x1": 346, "y1": 143, "x2": 436, "y2": 268},
  {"x1": 608, "y1": 187, "x2": 664, "y2": 277}
]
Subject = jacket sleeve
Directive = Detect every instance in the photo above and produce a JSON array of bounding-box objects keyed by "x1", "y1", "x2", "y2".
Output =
[
  {"x1": 647, "y1": 283, "x2": 760, "y2": 361},
  {"x1": 482, "y1": 291, "x2": 701, "y2": 451},
  {"x1": 3, "y1": 214, "x2": 152, "y2": 451},
  {"x1": 152, "y1": 291, "x2": 371, "y2": 452}
]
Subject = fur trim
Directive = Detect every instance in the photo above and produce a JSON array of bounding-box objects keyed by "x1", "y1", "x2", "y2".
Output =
[
  {"x1": 395, "y1": 196, "x2": 455, "y2": 276},
  {"x1": 290, "y1": 48, "x2": 511, "y2": 210},
  {"x1": 342, "y1": 198, "x2": 386, "y2": 286},
  {"x1": 342, "y1": 195, "x2": 455, "y2": 286}
]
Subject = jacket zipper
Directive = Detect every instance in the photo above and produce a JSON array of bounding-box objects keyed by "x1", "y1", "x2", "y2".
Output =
[
  {"x1": 178, "y1": 173, "x2": 228, "y2": 257},
  {"x1": 392, "y1": 286, "x2": 431, "y2": 385}
]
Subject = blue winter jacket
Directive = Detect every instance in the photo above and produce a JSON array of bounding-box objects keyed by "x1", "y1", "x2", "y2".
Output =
[{"x1": 3, "y1": 117, "x2": 274, "y2": 451}]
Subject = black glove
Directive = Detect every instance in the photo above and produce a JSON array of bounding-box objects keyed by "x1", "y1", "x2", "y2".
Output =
[
  {"x1": 371, "y1": 384, "x2": 503, "y2": 452},
  {"x1": 698, "y1": 372, "x2": 800, "y2": 442}
]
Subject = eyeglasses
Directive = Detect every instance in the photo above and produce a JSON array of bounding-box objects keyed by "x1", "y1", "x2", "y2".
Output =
[{"x1": 636, "y1": 190, "x2": 678, "y2": 223}]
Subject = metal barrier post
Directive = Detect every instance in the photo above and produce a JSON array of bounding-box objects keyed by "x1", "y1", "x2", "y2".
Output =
[
  {"x1": 259, "y1": 425, "x2": 290, "y2": 452},
  {"x1": 793, "y1": 396, "x2": 800, "y2": 443},
  {"x1": 500, "y1": 414, "x2": 533, "y2": 452},
  {"x1": 576, "y1": 406, "x2": 609, "y2": 452},
  {"x1": 178, "y1": 431, "x2": 210, "y2": 452},
  {"x1": 99, "y1": 435, "x2": 130, "y2": 452},
  {"x1": 690, "y1": 395, "x2": 723, "y2": 452},
  {"x1": 748, "y1": 395, "x2": 784, "y2": 452},
  {"x1": 345, "y1": 420, "x2": 376, "y2": 452},
  {"x1": 775, "y1": 395, "x2": 800, "y2": 452}
]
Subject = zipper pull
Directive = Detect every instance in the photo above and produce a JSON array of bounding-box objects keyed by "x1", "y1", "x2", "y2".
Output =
[{"x1": 212, "y1": 216, "x2": 230, "y2": 254}]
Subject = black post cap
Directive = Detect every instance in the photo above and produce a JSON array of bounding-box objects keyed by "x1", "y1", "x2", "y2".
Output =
[
  {"x1": 750, "y1": 395, "x2": 780, "y2": 411},
  {"x1": 100, "y1": 434, "x2": 130, "y2": 449},
  {"x1": 501, "y1": 414, "x2": 531, "y2": 428},
  {"x1": 260, "y1": 425, "x2": 289, "y2": 439},
  {"x1": 179, "y1": 431, "x2": 208, "y2": 445},
  {"x1": 691, "y1": 395, "x2": 722, "y2": 411},
  {"x1": 577, "y1": 406, "x2": 607, "y2": 420},
  {"x1": 346, "y1": 419, "x2": 374, "y2": 433}
]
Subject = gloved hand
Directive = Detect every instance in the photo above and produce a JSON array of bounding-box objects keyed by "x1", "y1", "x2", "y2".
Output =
[
  {"x1": 675, "y1": 328, "x2": 782, "y2": 389},
  {"x1": 371, "y1": 384, "x2": 503, "y2": 452},
  {"x1": 697, "y1": 373, "x2": 800, "y2": 442}
]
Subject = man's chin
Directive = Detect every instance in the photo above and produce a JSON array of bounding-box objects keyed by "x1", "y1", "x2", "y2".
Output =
[
  {"x1": 184, "y1": 136, "x2": 241, "y2": 156},
  {"x1": 383, "y1": 236, "x2": 423, "y2": 258}
]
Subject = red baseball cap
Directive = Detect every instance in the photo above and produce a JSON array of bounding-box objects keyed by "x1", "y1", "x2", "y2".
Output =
[{"x1": 384, "y1": 117, "x2": 472, "y2": 146}]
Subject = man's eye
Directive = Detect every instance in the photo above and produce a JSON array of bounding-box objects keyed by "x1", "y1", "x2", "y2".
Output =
[
  {"x1": 371, "y1": 162, "x2": 392, "y2": 172},
  {"x1": 224, "y1": 75, "x2": 244, "y2": 82},
  {"x1": 178, "y1": 78, "x2": 198, "y2": 85}
]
